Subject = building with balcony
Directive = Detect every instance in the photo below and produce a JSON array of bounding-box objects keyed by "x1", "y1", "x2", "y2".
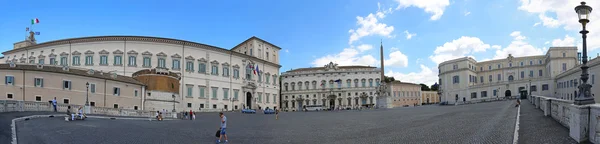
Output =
[
  {"x1": 1, "y1": 34, "x2": 281, "y2": 111},
  {"x1": 280, "y1": 62, "x2": 381, "y2": 111}
]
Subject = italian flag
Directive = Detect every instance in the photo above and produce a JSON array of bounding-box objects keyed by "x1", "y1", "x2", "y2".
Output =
[{"x1": 31, "y1": 18, "x2": 39, "y2": 24}]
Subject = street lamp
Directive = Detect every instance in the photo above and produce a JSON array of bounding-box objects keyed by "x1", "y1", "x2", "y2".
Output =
[
  {"x1": 529, "y1": 79, "x2": 532, "y2": 97},
  {"x1": 85, "y1": 82, "x2": 90, "y2": 113},
  {"x1": 172, "y1": 94, "x2": 176, "y2": 112},
  {"x1": 575, "y1": 1, "x2": 595, "y2": 105}
]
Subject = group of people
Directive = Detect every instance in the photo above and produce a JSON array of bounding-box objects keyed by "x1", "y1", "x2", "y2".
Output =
[{"x1": 66, "y1": 105, "x2": 85, "y2": 121}]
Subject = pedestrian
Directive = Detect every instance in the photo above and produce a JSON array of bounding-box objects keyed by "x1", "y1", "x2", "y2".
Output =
[
  {"x1": 275, "y1": 108, "x2": 279, "y2": 120},
  {"x1": 189, "y1": 110, "x2": 193, "y2": 120},
  {"x1": 51, "y1": 97, "x2": 57, "y2": 112},
  {"x1": 515, "y1": 99, "x2": 521, "y2": 107},
  {"x1": 217, "y1": 112, "x2": 228, "y2": 143},
  {"x1": 192, "y1": 112, "x2": 196, "y2": 120}
]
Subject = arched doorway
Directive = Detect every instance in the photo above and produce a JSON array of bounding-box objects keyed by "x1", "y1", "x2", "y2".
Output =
[
  {"x1": 505, "y1": 90, "x2": 511, "y2": 97},
  {"x1": 246, "y1": 92, "x2": 252, "y2": 109}
]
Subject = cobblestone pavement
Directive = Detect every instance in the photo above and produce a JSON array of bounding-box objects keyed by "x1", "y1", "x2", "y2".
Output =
[
  {"x1": 518, "y1": 100, "x2": 576, "y2": 144},
  {"x1": 16, "y1": 101, "x2": 524, "y2": 144}
]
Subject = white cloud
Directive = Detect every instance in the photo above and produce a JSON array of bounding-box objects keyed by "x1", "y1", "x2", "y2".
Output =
[
  {"x1": 385, "y1": 50, "x2": 409, "y2": 67},
  {"x1": 404, "y1": 30, "x2": 417, "y2": 39},
  {"x1": 492, "y1": 31, "x2": 545, "y2": 59},
  {"x1": 312, "y1": 48, "x2": 378, "y2": 67},
  {"x1": 386, "y1": 65, "x2": 438, "y2": 85},
  {"x1": 544, "y1": 41, "x2": 550, "y2": 44},
  {"x1": 285, "y1": 49, "x2": 289, "y2": 53},
  {"x1": 348, "y1": 13, "x2": 395, "y2": 45},
  {"x1": 416, "y1": 58, "x2": 422, "y2": 64},
  {"x1": 551, "y1": 35, "x2": 576, "y2": 47},
  {"x1": 395, "y1": 0, "x2": 451, "y2": 20},
  {"x1": 357, "y1": 44, "x2": 374, "y2": 52},
  {"x1": 533, "y1": 22, "x2": 541, "y2": 27},
  {"x1": 429, "y1": 36, "x2": 493, "y2": 64},
  {"x1": 464, "y1": 11, "x2": 471, "y2": 16},
  {"x1": 518, "y1": 0, "x2": 600, "y2": 51}
]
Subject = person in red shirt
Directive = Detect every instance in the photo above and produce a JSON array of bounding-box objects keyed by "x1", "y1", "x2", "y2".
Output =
[{"x1": 189, "y1": 110, "x2": 193, "y2": 120}]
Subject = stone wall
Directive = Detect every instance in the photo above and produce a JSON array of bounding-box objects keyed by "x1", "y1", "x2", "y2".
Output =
[
  {"x1": 0, "y1": 100, "x2": 177, "y2": 118},
  {"x1": 530, "y1": 95, "x2": 600, "y2": 143}
]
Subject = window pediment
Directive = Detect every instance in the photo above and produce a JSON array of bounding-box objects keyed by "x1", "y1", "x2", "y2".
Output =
[
  {"x1": 60, "y1": 52, "x2": 69, "y2": 56},
  {"x1": 211, "y1": 60, "x2": 219, "y2": 65},
  {"x1": 72, "y1": 51, "x2": 82, "y2": 55},
  {"x1": 113, "y1": 50, "x2": 123, "y2": 55},
  {"x1": 48, "y1": 53, "x2": 56, "y2": 57},
  {"x1": 84, "y1": 50, "x2": 94, "y2": 55},
  {"x1": 156, "y1": 52, "x2": 167, "y2": 57},
  {"x1": 142, "y1": 51, "x2": 153, "y2": 56},
  {"x1": 221, "y1": 62, "x2": 229, "y2": 66},
  {"x1": 127, "y1": 50, "x2": 138, "y2": 55},
  {"x1": 171, "y1": 54, "x2": 181, "y2": 58},
  {"x1": 28, "y1": 56, "x2": 36, "y2": 59},
  {"x1": 38, "y1": 55, "x2": 45, "y2": 59},
  {"x1": 232, "y1": 64, "x2": 240, "y2": 69},
  {"x1": 99, "y1": 50, "x2": 109, "y2": 55},
  {"x1": 197, "y1": 58, "x2": 207, "y2": 62},
  {"x1": 185, "y1": 56, "x2": 195, "y2": 60}
]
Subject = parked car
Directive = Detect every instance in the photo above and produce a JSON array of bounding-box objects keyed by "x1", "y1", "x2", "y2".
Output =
[
  {"x1": 242, "y1": 109, "x2": 256, "y2": 114},
  {"x1": 264, "y1": 109, "x2": 275, "y2": 114}
]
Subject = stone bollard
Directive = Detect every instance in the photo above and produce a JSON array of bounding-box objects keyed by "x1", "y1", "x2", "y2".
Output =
[
  {"x1": 543, "y1": 99, "x2": 551, "y2": 116},
  {"x1": 570, "y1": 104, "x2": 591, "y2": 143}
]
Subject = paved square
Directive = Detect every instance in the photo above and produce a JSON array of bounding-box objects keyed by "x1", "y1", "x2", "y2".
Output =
[{"x1": 17, "y1": 101, "x2": 519, "y2": 144}]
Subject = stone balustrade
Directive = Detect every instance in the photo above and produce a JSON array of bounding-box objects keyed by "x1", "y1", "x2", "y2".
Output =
[
  {"x1": 530, "y1": 95, "x2": 600, "y2": 143},
  {"x1": 0, "y1": 100, "x2": 176, "y2": 118}
]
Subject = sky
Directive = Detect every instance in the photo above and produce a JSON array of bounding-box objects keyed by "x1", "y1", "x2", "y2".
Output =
[{"x1": 1, "y1": 0, "x2": 599, "y2": 86}]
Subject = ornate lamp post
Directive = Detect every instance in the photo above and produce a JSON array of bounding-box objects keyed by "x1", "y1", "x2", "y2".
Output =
[
  {"x1": 575, "y1": 1, "x2": 595, "y2": 105},
  {"x1": 85, "y1": 82, "x2": 90, "y2": 113}
]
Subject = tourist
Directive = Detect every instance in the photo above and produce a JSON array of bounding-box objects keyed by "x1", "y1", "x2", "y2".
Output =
[
  {"x1": 189, "y1": 110, "x2": 193, "y2": 120},
  {"x1": 218, "y1": 112, "x2": 229, "y2": 143},
  {"x1": 66, "y1": 106, "x2": 74, "y2": 121},
  {"x1": 77, "y1": 106, "x2": 83, "y2": 119},
  {"x1": 192, "y1": 112, "x2": 196, "y2": 120},
  {"x1": 515, "y1": 99, "x2": 521, "y2": 107},
  {"x1": 52, "y1": 97, "x2": 57, "y2": 112},
  {"x1": 275, "y1": 108, "x2": 279, "y2": 120},
  {"x1": 156, "y1": 111, "x2": 160, "y2": 121}
]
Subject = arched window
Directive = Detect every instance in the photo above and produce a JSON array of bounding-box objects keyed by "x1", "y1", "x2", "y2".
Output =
[
  {"x1": 245, "y1": 64, "x2": 253, "y2": 80},
  {"x1": 508, "y1": 75, "x2": 514, "y2": 81}
]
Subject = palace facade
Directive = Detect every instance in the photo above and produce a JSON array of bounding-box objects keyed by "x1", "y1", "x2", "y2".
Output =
[
  {"x1": 438, "y1": 47, "x2": 599, "y2": 104},
  {"x1": 1, "y1": 33, "x2": 281, "y2": 111},
  {"x1": 280, "y1": 62, "x2": 381, "y2": 111}
]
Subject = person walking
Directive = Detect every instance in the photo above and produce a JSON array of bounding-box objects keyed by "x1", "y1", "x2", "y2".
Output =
[
  {"x1": 217, "y1": 112, "x2": 228, "y2": 143},
  {"x1": 275, "y1": 108, "x2": 279, "y2": 120},
  {"x1": 52, "y1": 97, "x2": 57, "y2": 112},
  {"x1": 189, "y1": 110, "x2": 193, "y2": 120}
]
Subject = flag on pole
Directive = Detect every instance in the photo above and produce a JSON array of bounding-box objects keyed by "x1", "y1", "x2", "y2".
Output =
[
  {"x1": 26, "y1": 27, "x2": 29, "y2": 31},
  {"x1": 256, "y1": 65, "x2": 260, "y2": 75},
  {"x1": 320, "y1": 82, "x2": 324, "y2": 86},
  {"x1": 31, "y1": 18, "x2": 39, "y2": 25},
  {"x1": 253, "y1": 65, "x2": 257, "y2": 75},
  {"x1": 334, "y1": 79, "x2": 341, "y2": 83}
]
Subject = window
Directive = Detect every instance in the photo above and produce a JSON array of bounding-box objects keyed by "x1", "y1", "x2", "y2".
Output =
[
  {"x1": 488, "y1": 66, "x2": 492, "y2": 70},
  {"x1": 158, "y1": 58, "x2": 166, "y2": 68},
  {"x1": 562, "y1": 63, "x2": 567, "y2": 71},
  {"x1": 6, "y1": 93, "x2": 13, "y2": 99},
  {"x1": 480, "y1": 67, "x2": 483, "y2": 71},
  {"x1": 134, "y1": 106, "x2": 138, "y2": 110},
  {"x1": 539, "y1": 60, "x2": 542, "y2": 64},
  {"x1": 113, "y1": 87, "x2": 120, "y2": 96},
  {"x1": 186, "y1": 61, "x2": 194, "y2": 71},
  {"x1": 100, "y1": 55, "x2": 108, "y2": 65},
  {"x1": 521, "y1": 71, "x2": 524, "y2": 78},
  {"x1": 50, "y1": 58, "x2": 56, "y2": 65},
  {"x1": 223, "y1": 67, "x2": 229, "y2": 77},
  {"x1": 453, "y1": 64, "x2": 458, "y2": 70},
  {"x1": 471, "y1": 92, "x2": 477, "y2": 98},
  {"x1": 113, "y1": 104, "x2": 119, "y2": 109},
  {"x1": 520, "y1": 62, "x2": 524, "y2": 66},
  {"x1": 497, "y1": 74, "x2": 501, "y2": 81},
  {"x1": 245, "y1": 66, "x2": 253, "y2": 80},
  {"x1": 134, "y1": 90, "x2": 138, "y2": 97},
  {"x1": 143, "y1": 57, "x2": 151, "y2": 67},
  {"x1": 90, "y1": 84, "x2": 96, "y2": 93},
  {"x1": 480, "y1": 76, "x2": 483, "y2": 83},
  {"x1": 258, "y1": 73, "x2": 262, "y2": 82},
  {"x1": 63, "y1": 80, "x2": 71, "y2": 90},
  {"x1": 85, "y1": 56, "x2": 93, "y2": 66},
  {"x1": 361, "y1": 80, "x2": 366, "y2": 87},
  {"x1": 199, "y1": 63, "x2": 206, "y2": 73},
  {"x1": 223, "y1": 88, "x2": 229, "y2": 99},
  {"x1": 542, "y1": 84, "x2": 549, "y2": 91},
  {"x1": 250, "y1": 49, "x2": 253, "y2": 56},
  {"x1": 211, "y1": 65, "x2": 219, "y2": 75},
  {"x1": 258, "y1": 93, "x2": 262, "y2": 102},
  {"x1": 29, "y1": 59, "x2": 34, "y2": 64},
  {"x1": 508, "y1": 75, "x2": 514, "y2": 81},
  {"x1": 213, "y1": 104, "x2": 217, "y2": 109},
  {"x1": 529, "y1": 71, "x2": 533, "y2": 77},
  {"x1": 498, "y1": 64, "x2": 501, "y2": 69},
  {"x1": 273, "y1": 95, "x2": 276, "y2": 104},
  {"x1": 531, "y1": 85, "x2": 537, "y2": 92},
  {"x1": 234, "y1": 89, "x2": 239, "y2": 100},
  {"x1": 563, "y1": 53, "x2": 566, "y2": 57},
  {"x1": 539, "y1": 70, "x2": 543, "y2": 77},
  {"x1": 200, "y1": 104, "x2": 204, "y2": 108},
  {"x1": 172, "y1": 59, "x2": 180, "y2": 70},
  {"x1": 493, "y1": 90, "x2": 497, "y2": 96},
  {"x1": 187, "y1": 103, "x2": 192, "y2": 108},
  {"x1": 509, "y1": 63, "x2": 512, "y2": 67},
  {"x1": 64, "y1": 99, "x2": 70, "y2": 104},
  {"x1": 266, "y1": 52, "x2": 269, "y2": 60},
  {"x1": 60, "y1": 57, "x2": 68, "y2": 66},
  {"x1": 35, "y1": 96, "x2": 41, "y2": 101},
  {"x1": 489, "y1": 75, "x2": 492, "y2": 82},
  {"x1": 481, "y1": 91, "x2": 487, "y2": 97},
  {"x1": 212, "y1": 87, "x2": 218, "y2": 99},
  {"x1": 186, "y1": 85, "x2": 193, "y2": 97},
  {"x1": 266, "y1": 93, "x2": 270, "y2": 103},
  {"x1": 529, "y1": 61, "x2": 533, "y2": 65},
  {"x1": 34, "y1": 78, "x2": 43, "y2": 87},
  {"x1": 452, "y1": 76, "x2": 460, "y2": 84},
  {"x1": 128, "y1": 56, "x2": 136, "y2": 66},
  {"x1": 273, "y1": 76, "x2": 277, "y2": 85},
  {"x1": 90, "y1": 102, "x2": 95, "y2": 106},
  {"x1": 114, "y1": 56, "x2": 122, "y2": 66},
  {"x1": 266, "y1": 75, "x2": 270, "y2": 84},
  {"x1": 233, "y1": 69, "x2": 239, "y2": 78},
  {"x1": 38, "y1": 59, "x2": 44, "y2": 64},
  {"x1": 198, "y1": 86, "x2": 206, "y2": 98}
]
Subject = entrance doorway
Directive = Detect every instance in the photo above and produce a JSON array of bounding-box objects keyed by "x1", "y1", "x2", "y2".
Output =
[
  {"x1": 505, "y1": 90, "x2": 511, "y2": 97},
  {"x1": 329, "y1": 99, "x2": 335, "y2": 110},
  {"x1": 246, "y1": 92, "x2": 252, "y2": 109}
]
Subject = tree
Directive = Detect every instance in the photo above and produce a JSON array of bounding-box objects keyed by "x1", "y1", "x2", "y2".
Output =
[
  {"x1": 383, "y1": 76, "x2": 396, "y2": 83},
  {"x1": 420, "y1": 84, "x2": 430, "y2": 91},
  {"x1": 430, "y1": 83, "x2": 439, "y2": 91}
]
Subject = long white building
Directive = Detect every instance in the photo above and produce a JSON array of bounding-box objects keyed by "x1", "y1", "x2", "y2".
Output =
[
  {"x1": 438, "y1": 47, "x2": 599, "y2": 104},
  {"x1": 280, "y1": 62, "x2": 381, "y2": 111},
  {"x1": 1, "y1": 33, "x2": 281, "y2": 112}
]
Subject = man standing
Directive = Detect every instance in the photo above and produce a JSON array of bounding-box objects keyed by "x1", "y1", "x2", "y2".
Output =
[
  {"x1": 218, "y1": 112, "x2": 228, "y2": 143},
  {"x1": 52, "y1": 97, "x2": 57, "y2": 112}
]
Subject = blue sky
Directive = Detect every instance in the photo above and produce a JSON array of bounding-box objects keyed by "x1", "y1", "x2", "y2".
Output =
[{"x1": 1, "y1": 0, "x2": 599, "y2": 86}]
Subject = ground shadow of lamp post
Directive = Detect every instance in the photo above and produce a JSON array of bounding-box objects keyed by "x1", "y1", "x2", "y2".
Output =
[
  {"x1": 85, "y1": 82, "x2": 90, "y2": 114},
  {"x1": 575, "y1": 1, "x2": 595, "y2": 105}
]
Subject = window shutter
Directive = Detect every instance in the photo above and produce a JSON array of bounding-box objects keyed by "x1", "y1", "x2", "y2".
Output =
[
  {"x1": 5, "y1": 76, "x2": 8, "y2": 84},
  {"x1": 68, "y1": 82, "x2": 72, "y2": 90},
  {"x1": 41, "y1": 79, "x2": 44, "y2": 87}
]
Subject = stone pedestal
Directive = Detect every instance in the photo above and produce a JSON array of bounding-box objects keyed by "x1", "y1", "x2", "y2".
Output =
[
  {"x1": 542, "y1": 99, "x2": 551, "y2": 116},
  {"x1": 570, "y1": 104, "x2": 591, "y2": 143}
]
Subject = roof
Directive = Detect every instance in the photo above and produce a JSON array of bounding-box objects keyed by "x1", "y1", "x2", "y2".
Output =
[
  {"x1": 1, "y1": 35, "x2": 281, "y2": 68},
  {"x1": 390, "y1": 80, "x2": 420, "y2": 86},
  {"x1": 285, "y1": 65, "x2": 377, "y2": 73},
  {"x1": 232, "y1": 36, "x2": 282, "y2": 50},
  {"x1": 0, "y1": 64, "x2": 144, "y2": 85}
]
